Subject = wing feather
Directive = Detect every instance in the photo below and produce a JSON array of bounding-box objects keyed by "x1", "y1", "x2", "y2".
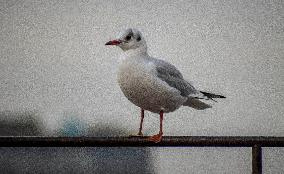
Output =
[{"x1": 153, "y1": 59, "x2": 199, "y2": 97}]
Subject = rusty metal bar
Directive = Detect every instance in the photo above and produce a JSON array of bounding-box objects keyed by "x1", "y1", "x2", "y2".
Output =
[
  {"x1": 1, "y1": 136, "x2": 283, "y2": 173},
  {"x1": 252, "y1": 145, "x2": 262, "y2": 174},
  {"x1": 0, "y1": 136, "x2": 283, "y2": 147}
]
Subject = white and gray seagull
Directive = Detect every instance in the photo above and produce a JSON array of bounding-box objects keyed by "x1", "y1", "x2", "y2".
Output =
[{"x1": 105, "y1": 28, "x2": 225, "y2": 143}]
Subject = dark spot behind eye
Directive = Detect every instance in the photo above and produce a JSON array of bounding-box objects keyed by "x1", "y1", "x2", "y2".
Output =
[
  {"x1": 137, "y1": 36, "x2": 141, "y2": 41},
  {"x1": 125, "y1": 35, "x2": 131, "y2": 41}
]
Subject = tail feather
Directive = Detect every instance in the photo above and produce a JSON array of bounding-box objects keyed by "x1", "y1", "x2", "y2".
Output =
[
  {"x1": 200, "y1": 91, "x2": 226, "y2": 101},
  {"x1": 183, "y1": 98, "x2": 212, "y2": 110}
]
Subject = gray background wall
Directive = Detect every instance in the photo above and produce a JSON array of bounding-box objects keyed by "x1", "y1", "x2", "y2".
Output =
[{"x1": 0, "y1": 0, "x2": 283, "y2": 173}]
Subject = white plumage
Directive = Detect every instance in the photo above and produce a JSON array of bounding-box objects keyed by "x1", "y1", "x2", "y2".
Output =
[{"x1": 106, "y1": 28, "x2": 225, "y2": 142}]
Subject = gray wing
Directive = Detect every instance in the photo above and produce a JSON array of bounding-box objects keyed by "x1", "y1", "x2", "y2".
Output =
[{"x1": 153, "y1": 59, "x2": 199, "y2": 97}]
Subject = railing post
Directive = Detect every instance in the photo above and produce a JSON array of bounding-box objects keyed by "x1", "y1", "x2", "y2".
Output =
[{"x1": 252, "y1": 144, "x2": 262, "y2": 174}]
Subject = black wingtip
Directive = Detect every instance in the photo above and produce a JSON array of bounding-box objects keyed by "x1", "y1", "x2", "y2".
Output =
[{"x1": 200, "y1": 91, "x2": 226, "y2": 99}]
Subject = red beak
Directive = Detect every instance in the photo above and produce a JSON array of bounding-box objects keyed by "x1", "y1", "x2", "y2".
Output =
[{"x1": 105, "y1": 40, "x2": 121, "y2": 45}]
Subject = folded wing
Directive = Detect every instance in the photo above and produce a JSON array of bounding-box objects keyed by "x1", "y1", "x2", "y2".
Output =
[{"x1": 153, "y1": 58, "x2": 199, "y2": 97}]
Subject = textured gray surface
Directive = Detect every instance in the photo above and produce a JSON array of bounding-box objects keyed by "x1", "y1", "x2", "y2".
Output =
[
  {"x1": 0, "y1": 147, "x2": 154, "y2": 174},
  {"x1": 0, "y1": 147, "x2": 251, "y2": 174},
  {"x1": 0, "y1": 0, "x2": 283, "y2": 173}
]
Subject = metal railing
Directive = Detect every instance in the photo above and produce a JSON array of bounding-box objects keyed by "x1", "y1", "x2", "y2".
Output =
[{"x1": 1, "y1": 136, "x2": 284, "y2": 174}]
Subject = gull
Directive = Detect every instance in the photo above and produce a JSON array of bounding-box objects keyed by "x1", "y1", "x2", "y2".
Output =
[{"x1": 105, "y1": 28, "x2": 225, "y2": 143}]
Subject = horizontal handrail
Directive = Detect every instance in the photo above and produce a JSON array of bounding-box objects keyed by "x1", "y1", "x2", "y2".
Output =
[
  {"x1": 0, "y1": 136, "x2": 283, "y2": 147},
  {"x1": 1, "y1": 136, "x2": 283, "y2": 174}
]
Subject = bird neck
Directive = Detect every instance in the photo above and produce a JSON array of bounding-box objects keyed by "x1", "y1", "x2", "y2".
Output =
[{"x1": 124, "y1": 45, "x2": 148, "y2": 58}]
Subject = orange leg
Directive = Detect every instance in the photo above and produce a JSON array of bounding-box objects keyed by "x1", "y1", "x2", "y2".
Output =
[
  {"x1": 138, "y1": 108, "x2": 144, "y2": 136},
  {"x1": 129, "y1": 108, "x2": 145, "y2": 137},
  {"x1": 148, "y1": 110, "x2": 164, "y2": 143}
]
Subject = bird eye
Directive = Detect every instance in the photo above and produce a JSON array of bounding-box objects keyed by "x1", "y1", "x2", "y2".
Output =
[
  {"x1": 125, "y1": 35, "x2": 131, "y2": 41},
  {"x1": 137, "y1": 36, "x2": 141, "y2": 41}
]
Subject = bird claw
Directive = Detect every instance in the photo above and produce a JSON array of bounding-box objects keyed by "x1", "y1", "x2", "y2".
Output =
[{"x1": 147, "y1": 133, "x2": 163, "y2": 143}]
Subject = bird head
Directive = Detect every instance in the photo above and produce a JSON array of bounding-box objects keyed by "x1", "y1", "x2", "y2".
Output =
[{"x1": 105, "y1": 28, "x2": 147, "y2": 52}]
